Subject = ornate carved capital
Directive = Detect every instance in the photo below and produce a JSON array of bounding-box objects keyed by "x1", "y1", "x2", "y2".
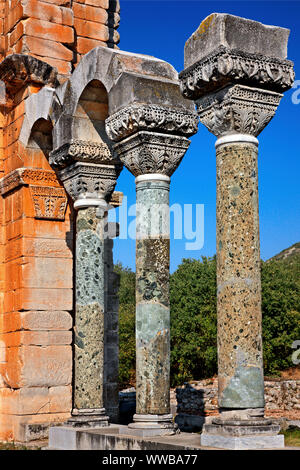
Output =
[
  {"x1": 29, "y1": 186, "x2": 68, "y2": 220},
  {"x1": 196, "y1": 84, "x2": 282, "y2": 137},
  {"x1": 113, "y1": 131, "x2": 190, "y2": 178},
  {"x1": 179, "y1": 46, "x2": 295, "y2": 100},
  {"x1": 49, "y1": 140, "x2": 122, "y2": 203},
  {"x1": 105, "y1": 104, "x2": 198, "y2": 142},
  {"x1": 58, "y1": 162, "x2": 121, "y2": 202},
  {"x1": 0, "y1": 168, "x2": 68, "y2": 220}
]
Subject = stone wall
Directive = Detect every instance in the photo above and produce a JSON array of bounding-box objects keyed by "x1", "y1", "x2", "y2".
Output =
[
  {"x1": 0, "y1": 0, "x2": 120, "y2": 77},
  {"x1": 175, "y1": 378, "x2": 300, "y2": 417}
]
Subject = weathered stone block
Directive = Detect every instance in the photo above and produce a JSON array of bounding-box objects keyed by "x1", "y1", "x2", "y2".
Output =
[
  {"x1": 184, "y1": 13, "x2": 290, "y2": 70},
  {"x1": 4, "y1": 345, "x2": 72, "y2": 388},
  {"x1": 49, "y1": 385, "x2": 72, "y2": 413},
  {"x1": 20, "y1": 310, "x2": 72, "y2": 331},
  {"x1": 21, "y1": 256, "x2": 73, "y2": 289}
]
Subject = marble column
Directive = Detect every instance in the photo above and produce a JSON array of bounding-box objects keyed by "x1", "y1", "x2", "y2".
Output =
[
  {"x1": 70, "y1": 201, "x2": 109, "y2": 426},
  {"x1": 106, "y1": 103, "x2": 198, "y2": 435},
  {"x1": 49, "y1": 140, "x2": 122, "y2": 427},
  {"x1": 179, "y1": 14, "x2": 294, "y2": 448},
  {"x1": 134, "y1": 173, "x2": 172, "y2": 431}
]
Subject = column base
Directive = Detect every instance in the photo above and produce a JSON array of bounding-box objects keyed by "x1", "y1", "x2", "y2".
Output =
[
  {"x1": 66, "y1": 408, "x2": 109, "y2": 428},
  {"x1": 120, "y1": 414, "x2": 179, "y2": 437},
  {"x1": 200, "y1": 417, "x2": 284, "y2": 449}
]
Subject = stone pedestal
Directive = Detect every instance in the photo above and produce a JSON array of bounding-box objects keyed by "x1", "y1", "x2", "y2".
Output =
[{"x1": 201, "y1": 417, "x2": 284, "y2": 450}]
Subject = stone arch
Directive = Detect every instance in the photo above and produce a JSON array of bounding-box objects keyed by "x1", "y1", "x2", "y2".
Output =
[
  {"x1": 51, "y1": 46, "x2": 183, "y2": 151},
  {"x1": 27, "y1": 118, "x2": 53, "y2": 159},
  {"x1": 19, "y1": 87, "x2": 55, "y2": 148},
  {"x1": 71, "y1": 79, "x2": 112, "y2": 152}
]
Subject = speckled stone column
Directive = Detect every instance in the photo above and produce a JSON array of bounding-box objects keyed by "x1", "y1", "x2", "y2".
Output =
[
  {"x1": 49, "y1": 140, "x2": 122, "y2": 428},
  {"x1": 69, "y1": 202, "x2": 109, "y2": 427},
  {"x1": 179, "y1": 13, "x2": 294, "y2": 448},
  {"x1": 132, "y1": 174, "x2": 173, "y2": 433},
  {"x1": 108, "y1": 126, "x2": 197, "y2": 436},
  {"x1": 215, "y1": 135, "x2": 264, "y2": 414}
]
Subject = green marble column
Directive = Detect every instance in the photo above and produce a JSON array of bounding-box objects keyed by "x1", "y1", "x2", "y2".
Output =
[
  {"x1": 68, "y1": 203, "x2": 109, "y2": 427},
  {"x1": 129, "y1": 174, "x2": 175, "y2": 435},
  {"x1": 215, "y1": 137, "x2": 264, "y2": 416}
]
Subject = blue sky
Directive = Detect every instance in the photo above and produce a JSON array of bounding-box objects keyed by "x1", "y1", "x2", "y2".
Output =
[{"x1": 112, "y1": 0, "x2": 300, "y2": 273}]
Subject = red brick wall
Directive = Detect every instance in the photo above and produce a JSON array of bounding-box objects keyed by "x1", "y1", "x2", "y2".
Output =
[
  {"x1": 0, "y1": 0, "x2": 120, "y2": 442},
  {"x1": 1, "y1": 0, "x2": 120, "y2": 76}
]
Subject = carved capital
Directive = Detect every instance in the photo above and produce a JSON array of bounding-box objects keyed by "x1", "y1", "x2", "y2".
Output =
[
  {"x1": 179, "y1": 46, "x2": 295, "y2": 100},
  {"x1": 196, "y1": 84, "x2": 282, "y2": 137},
  {"x1": 49, "y1": 140, "x2": 122, "y2": 203},
  {"x1": 113, "y1": 131, "x2": 190, "y2": 178},
  {"x1": 29, "y1": 186, "x2": 68, "y2": 220},
  {"x1": 58, "y1": 162, "x2": 121, "y2": 202},
  {"x1": 105, "y1": 104, "x2": 198, "y2": 142}
]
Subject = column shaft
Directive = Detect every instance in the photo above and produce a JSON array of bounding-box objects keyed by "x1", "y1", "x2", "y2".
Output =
[
  {"x1": 74, "y1": 206, "x2": 106, "y2": 412},
  {"x1": 135, "y1": 177, "x2": 171, "y2": 416},
  {"x1": 216, "y1": 141, "x2": 264, "y2": 410}
]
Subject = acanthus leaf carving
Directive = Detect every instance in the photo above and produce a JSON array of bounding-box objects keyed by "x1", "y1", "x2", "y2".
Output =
[
  {"x1": 29, "y1": 185, "x2": 68, "y2": 221},
  {"x1": 113, "y1": 131, "x2": 190, "y2": 178},
  {"x1": 196, "y1": 84, "x2": 282, "y2": 137}
]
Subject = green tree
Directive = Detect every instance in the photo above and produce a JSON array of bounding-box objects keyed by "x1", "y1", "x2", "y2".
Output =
[
  {"x1": 115, "y1": 250, "x2": 300, "y2": 387},
  {"x1": 170, "y1": 256, "x2": 217, "y2": 386},
  {"x1": 114, "y1": 263, "x2": 136, "y2": 388},
  {"x1": 261, "y1": 255, "x2": 300, "y2": 376}
]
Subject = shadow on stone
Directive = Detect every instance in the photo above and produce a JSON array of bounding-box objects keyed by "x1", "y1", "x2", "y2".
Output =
[{"x1": 119, "y1": 388, "x2": 136, "y2": 425}]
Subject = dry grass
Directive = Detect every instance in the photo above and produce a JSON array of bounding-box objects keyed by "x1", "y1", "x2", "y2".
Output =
[
  {"x1": 0, "y1": 441, "x2": 42, "y2": 450},
  {"x1": 281, "y1": 428, "x2": 300, "y2": 447}
]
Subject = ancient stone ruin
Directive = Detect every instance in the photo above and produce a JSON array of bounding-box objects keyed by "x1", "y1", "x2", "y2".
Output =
[{"x1": 0, "y1": 2, "x2": 295, "y2": 450}]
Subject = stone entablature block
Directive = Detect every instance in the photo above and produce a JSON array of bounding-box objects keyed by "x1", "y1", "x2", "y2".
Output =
[
  {"x1": 0, "y1": 54, "x2": 58, "y2": 95},
  {"x1": 179, "y1": 46, "x2": 294, "y2": 100}
]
